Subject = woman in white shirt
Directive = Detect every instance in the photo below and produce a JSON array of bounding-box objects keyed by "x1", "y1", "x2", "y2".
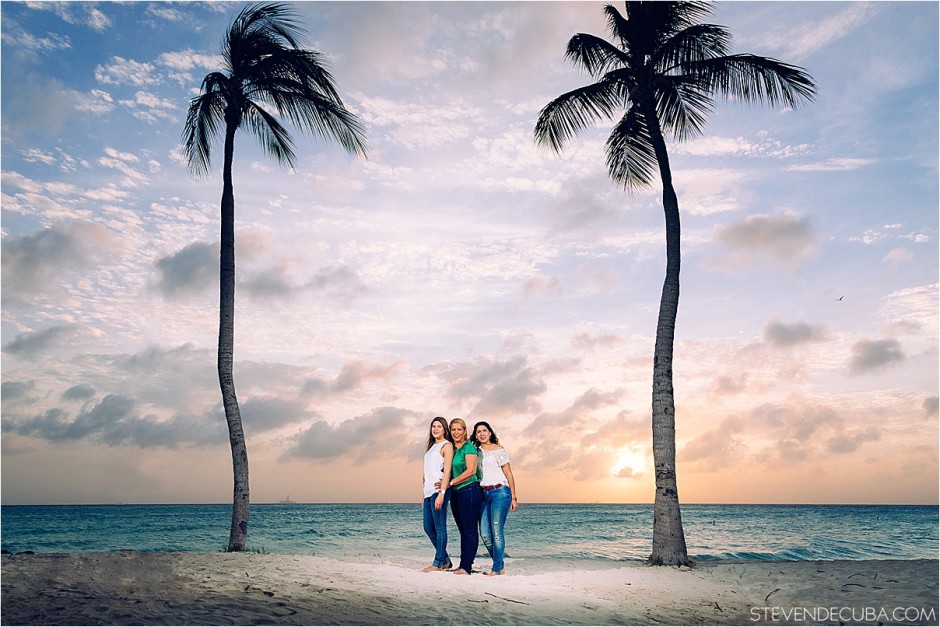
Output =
[
  {"x1": 421, "y1": 416, "x2": 454, "y2": 572},
  {"x1": 472, "y1": 420, "x2": 517, "y2": 576}
]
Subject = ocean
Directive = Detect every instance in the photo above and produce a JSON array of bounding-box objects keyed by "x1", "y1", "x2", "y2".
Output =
[{"x1": 1, "y1": 503, "x2": 936, "y2": 563}]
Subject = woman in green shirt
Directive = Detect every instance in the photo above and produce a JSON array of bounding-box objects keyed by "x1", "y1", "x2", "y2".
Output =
[{"x1": 447, "y1": 418, "x2": 482, "y2": 574}]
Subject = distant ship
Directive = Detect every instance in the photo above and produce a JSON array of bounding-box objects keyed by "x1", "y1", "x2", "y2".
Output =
[{"x1": 279, "y1": 495, "x2": 295, "y2": 504}]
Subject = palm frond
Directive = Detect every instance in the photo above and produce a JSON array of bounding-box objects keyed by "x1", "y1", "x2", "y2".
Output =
[
  {"x1": 246, "y1": 48, "x2": 342, "y2": 104},
  {"x1": 181, "y1": 75, "x2": 228, "y2": 176},
  {"x1": 604, "y1": 4, "x2": 632, "y2": 49},
  {"x1": 606, "y1": 108, "x2": 658, "y2": 190},
  {"x1": 655, "y1": 23, "x2": 730, "y2": 73},
  {"x1": 284, "y1": 91, "x2": 368, "y2": 158},
  {"x1": 534, "y1": 79, "x2": 624, "y2": 152},
  {"x1": 693, "y1": 54, "x2": 817, "y2": 107},
  {"x1": 243, "y1": 102, "x2": 297, "y2": 167},
  {"x1": 653, "y1": 74, "x2": 713, "y2": 141},
  {"x1": 183, "y1": 2, "x2": 367, "y2": 172},
  {"x1": 566, "y1": 32, "x2": 629, "y2": 77},
  {"x1": 225, "y1": 3, "x2": 304, "y2": 75},
  {"x1": 619, "y1": 2, "x2": 713, "y2": 55}
]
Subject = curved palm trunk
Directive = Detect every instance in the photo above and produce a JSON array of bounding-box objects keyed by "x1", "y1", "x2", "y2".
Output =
[
  {"x1": 641, "y1": 98, "x2": 689, "y2": 567},
  {"x1": 220, "y1": 118, "x2": 250, "y2": 552}
]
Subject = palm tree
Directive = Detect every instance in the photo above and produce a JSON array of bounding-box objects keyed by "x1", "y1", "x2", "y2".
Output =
[
  {"x1": 534, "y1": 2, "x2": 814, "y2": 566},
  {"x1": 181, "y1": 2, "x2": 367, "y2": 551}
]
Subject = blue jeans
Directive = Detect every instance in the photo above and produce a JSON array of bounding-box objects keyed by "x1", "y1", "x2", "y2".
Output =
[
  {"x1": 422, "y1": 490, "x2": 451, "y2": 568},
  {"x1": 479, "y1": 484, "x2": 512, "y2": 573},
  {"x1": 450, "y1": 482, "x2": 482, "y2": 573}
]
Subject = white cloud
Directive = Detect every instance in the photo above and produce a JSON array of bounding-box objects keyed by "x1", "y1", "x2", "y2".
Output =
[
  {"x1": 95, "y1": 56, "x2": 159, "y2": 86},
  {"x1": 788, "y1": 158, "x2": 875, "y2": 172},
  {"x1": 762, "y1": 2, "x2": 880, "y2": 62}
]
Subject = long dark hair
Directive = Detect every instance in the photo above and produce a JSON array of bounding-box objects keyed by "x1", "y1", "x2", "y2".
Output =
[
  {"x1": 426, "y1": 416, "x2": 453, "y2": 451},
  {"x1": 471, "y1": 420, "x2": 499, "y2": 446}
]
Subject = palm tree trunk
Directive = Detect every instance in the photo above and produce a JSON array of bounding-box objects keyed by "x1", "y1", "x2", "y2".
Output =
[
  {"x1": 641, "y1": 99, "x2": 689, "y2": 567},
  {"x1": 220, "y1": 118, "x2": 250, "y2": 552}
]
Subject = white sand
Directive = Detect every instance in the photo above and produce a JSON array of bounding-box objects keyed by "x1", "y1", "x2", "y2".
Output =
[{"x1": 1, "y1": 551, "x2": 937, "y2": 625}]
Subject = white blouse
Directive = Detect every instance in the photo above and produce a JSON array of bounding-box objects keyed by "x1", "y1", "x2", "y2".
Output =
[
  {"x1": 480, "y1": 447, "x2": 510, "y2": 487},
  {"x1": 423, "y1": 440, "x2": 447, "y2": 498}
]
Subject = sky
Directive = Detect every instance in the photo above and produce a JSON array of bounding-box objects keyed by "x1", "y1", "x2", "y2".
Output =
[{"x1": 1, "y1": 1, "x2": 937, "y2": 506}]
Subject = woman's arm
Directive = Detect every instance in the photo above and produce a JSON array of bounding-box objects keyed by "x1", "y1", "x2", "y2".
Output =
[
  {"x1": 450, "y1": 453, "x2": 478, "y2": 487},
  {"x1": 435, "y1": 443, "x2": 454, "y2": 510},
  {"x1": 502, "y1": 460, "x2": 518, "y2": 512}
]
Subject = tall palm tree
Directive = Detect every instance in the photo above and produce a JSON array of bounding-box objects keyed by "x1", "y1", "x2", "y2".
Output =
[
  {"x1": 534, "y1": 2, "x2": 814, "y2": 566},
  {"x1": 182, "y1": 2, "x2": 367, "y2": 551}
]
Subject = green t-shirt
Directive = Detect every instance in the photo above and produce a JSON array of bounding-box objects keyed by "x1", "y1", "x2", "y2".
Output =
[{"x1": 451, "y1": 441, "x2": 481, "y2": 490}]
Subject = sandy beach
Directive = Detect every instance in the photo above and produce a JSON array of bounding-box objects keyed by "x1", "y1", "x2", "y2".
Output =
[{"x1": 1, "y1": 551, "x2": 936, "y2": 626}]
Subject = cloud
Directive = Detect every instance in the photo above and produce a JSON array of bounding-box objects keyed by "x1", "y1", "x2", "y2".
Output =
[
  {"x1": 118, "y1": 90, "x2": 178, "y2": 123},
  {"x1": 849, "y1": 338, "x2": 905, "y2": 375},
  {"x1": 675, "y1": 133, "x2": 811, "y2": 159},
  {"x1": 515, "y1": 391, "x2": 638, "y2": 481},
  {"x1": 240, "y1": 267, "x2": 295, "y2": 300},
  {"x1": 355, "y1": 93, "x2": 484, "y2": 150},
  {"x1": 61, "y1": 384, "x2": 97, "y2": 402},
  {"x1": 681, "y1": 393, "x2": 918, "y2": 474},
  {"x1": 528, "y1": 387, "x2": 624, "y2": 432},
  {"x1": 570, "y1": 331, "x2": 625, "y2": 352},
  {"x1": 75, "y1": 89, "x2": 116, "y2": 115},
  {"x1": 0, "y1": 72, "x2": 83, "y2": 137},
  {"x1": 95, "y1": 56, "x2": 159, "y2": 86},
  {"x1": 750, "y1": 402, "x2": 841, "y2": 444},
  {"x1": 787, "y1": 158, "x2": 876, "y2": 172},
  {"x1": 24, "y1": 2, "x2": 113, "y2": 31},
  {"x1": 1, "y1": 381, "x2": 36, "y2": 403},
  {"x1": 1, "y1": 27, "x2": 72, "y2": 53},
  {"x1": 713, "y1": 374, "x2": 748, "y2": 396},
  {"x1": 240, "y1": 396, "x2": 317, "y2": 434},
  {"x1": 4, "y1": 393, "x2": 226, "y2": 449},
  {"x1": 580, "y1": 409, "x2": 646, "y2": 449},
  {"x1": 284, "y1": 406, "x2": 416, "y2": 461},
  {"x1": 98, "y1": 147, "x2": 148, "y2": 187},
  {"x1": 244, "y1": 265, "x2": 372, "y2": 306},
  {"x1": 883, "y1": 248, "x2": 914, "y2": 266},
  {"x1": 712, "y1": 212, "x2": 818, "y2": 269},
  {"x1": 1, "y1": 221, "x2": 111, "y2": 301},
  {"x1": 438, "y1": 355, "x2": 547, "y2": 417},
  {"x1": 1, "y1": 325, "x2": 95, "y2": 358},
  {"x1": 107, "y1": 344, "x2": 219, "y2": 414},
  {"x1": 878, "y1": 284, "x2": 938, "y2": 334},
  {"x1": 826, "y1": 427, "x2": 881, "y2": 454},
  {"x1": 924, "y1": 397, "x2": 939, "y2": 419},
  {"x1": 306, "y1": 265, "x2": 369, "y2": 304},
  {"x1": 153, "y1": 242, "x2": 218, "y2": 298},
  {"x1": 681, "y1": 417, "x2": 746, "y2": 470},
  {"x1": 146, "y1": 5, "x2": 185, "y2": 23},
  {"x1": 763, "y1": 318, "x2": 828, "y2": 348},
  {"x1": 302, "y1": 360, "x2": 403, "y2": 397},
  {"x1": 778, "y1": 3, "x2": 879, "y2": 61},
  {"x1": 521, "y1": 275, "x2": 563, "y2": 300}
]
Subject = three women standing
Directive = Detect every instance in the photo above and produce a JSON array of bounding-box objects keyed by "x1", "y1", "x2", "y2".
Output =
[
  {"x1": 421, "y1": 416, "x2": 518, "y2": 576},
  {"x1": 473, "y1": 421, "x2": 517, "y2": 576},
  {"x1": 421, "y1": 417, "x2": 453, "y2": 572}
]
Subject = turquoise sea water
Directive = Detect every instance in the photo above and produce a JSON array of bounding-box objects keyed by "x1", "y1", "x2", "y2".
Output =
[{"x1": 1, "y1": 503, "x2": 936, "y2": 563}]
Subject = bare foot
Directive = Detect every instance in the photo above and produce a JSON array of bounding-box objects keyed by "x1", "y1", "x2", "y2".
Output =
[
  {"x1": 452, "y1": 568, "x2": 470, "y2": 575},
  {"x1": 421, "y1": 565, "x2": 441, "y2": 572},
  {"x1": 485, "y1": 570, "x2": 503, "y2": 576}
]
